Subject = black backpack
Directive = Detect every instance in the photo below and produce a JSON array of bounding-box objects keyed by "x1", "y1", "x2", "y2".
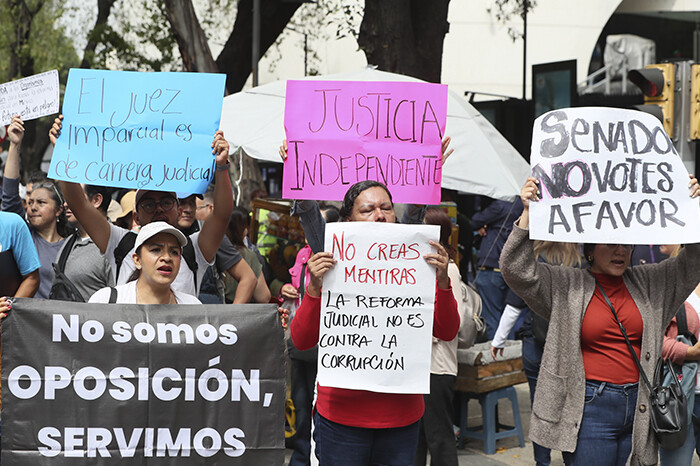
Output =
[
  {"x1": 49, "y1": 232, "x2": 86, "y2": 302},
  {"x1": 114, "y1": 231, "x2": 198, "y2": 292}
]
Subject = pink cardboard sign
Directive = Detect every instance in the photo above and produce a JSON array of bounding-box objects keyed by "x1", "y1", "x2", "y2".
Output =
[{"x1": 283, "y1": 80, "x2": 448, "y2": 203}]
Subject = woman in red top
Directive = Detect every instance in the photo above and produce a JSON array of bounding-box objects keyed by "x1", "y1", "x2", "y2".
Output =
[
  {"x1": 502, "y1": 177, "x2": 700, "y2": 466},
  {"x1": 290, "y1": 180, "x2": 459, "y2": 466}
]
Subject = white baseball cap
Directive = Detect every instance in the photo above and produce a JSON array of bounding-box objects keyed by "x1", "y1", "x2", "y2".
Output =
[{"x1": 134, "y1": 221, "x2": 188, "y2": 250}]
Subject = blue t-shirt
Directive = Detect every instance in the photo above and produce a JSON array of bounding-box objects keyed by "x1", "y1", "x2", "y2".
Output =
[{"x1": 0, "y1": 211, "x2": 41, "y2": 276}]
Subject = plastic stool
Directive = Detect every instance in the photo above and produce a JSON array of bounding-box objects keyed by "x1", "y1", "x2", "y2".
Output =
[{"x1": 458, "y1": 386, "x2": 525, "y2": 454}]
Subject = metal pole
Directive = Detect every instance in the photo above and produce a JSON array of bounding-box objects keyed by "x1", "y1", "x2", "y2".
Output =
[
  {"x1": 252, "y1": 0, "x2": 260, "y2": 86},
  {"x1": 522, "y1": 1, "x2": 527, "y2": 100},
  {"x1": 304, "y1": 33, "x2": 308, "y2": 76},
  {"x1": 674, "y1": 61, "x2": 696, "y2": 174}
]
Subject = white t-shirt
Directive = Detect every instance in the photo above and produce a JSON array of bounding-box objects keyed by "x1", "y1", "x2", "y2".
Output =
[
  {"x1": 88, "y1": 281, "x2": 201, "y2": 304},
  {"x1": 106, "y1": 224, "x2": 213, "y2": 296}
]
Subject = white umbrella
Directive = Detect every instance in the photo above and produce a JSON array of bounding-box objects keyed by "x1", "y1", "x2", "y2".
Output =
[{"x1": 220, "y1": 66, "x2": 530, "y2": 201}]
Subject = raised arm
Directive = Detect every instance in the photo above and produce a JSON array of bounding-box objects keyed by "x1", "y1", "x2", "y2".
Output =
[
  {"x1": 5, "y1": 116, "x2": 22, "y2": 179},
  {"x1": 2, "y1": 116, "x2": 26, "y2": 216},
  {"x1": 499, "y1": 178, "x2": 560, "y2": 319},
  {"x1": 278, "y1": 138, "x2": 326, "y2": 253},
  {"x1": 49, "y1": 116, "x2": 111, "y2": 253},
  {"x1": 198, "y1": 131, "x2": 234, "y2": 263}
]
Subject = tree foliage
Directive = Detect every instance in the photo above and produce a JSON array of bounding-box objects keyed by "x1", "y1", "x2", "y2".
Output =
[
  {"x1": 487, "y1": 0, "x2": 537, "y2": 42},
  {"x1": 0, "y1": 0, "x2": 79, "y2": 179}
]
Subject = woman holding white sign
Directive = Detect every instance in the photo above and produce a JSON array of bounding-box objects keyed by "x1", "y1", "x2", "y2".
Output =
[
  {"x1": 500, "y1": 176, "x2": 700, "y2": 466},
  {"x1": 290, "y1": 180, "x2": 460, "y2": 466}
]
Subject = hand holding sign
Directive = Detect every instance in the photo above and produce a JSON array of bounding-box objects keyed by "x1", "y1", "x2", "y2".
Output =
[
  {"x1": 8, "y1": 116, "x2": 24, "y2": 146},
  {"x1": 690, "y1": 174, "x2": 700, "y2": 198},
  {"x1": 0, "y1": 296, "x2": 11, "y2": 319},
  {"x1": 48, "y1": 114, "x2": 62, "y2": 145},
  {"x1": 425, "y1": 240, "x2": 450, "y2": 289},
  {"x1": 306, "y1": 251, "x2": 337, "y2": 298},
  {"x1": 212, "y1": 130, "x2": 229, "y2": 165},
  {"x1": 517, "y1": 176, "x2": 540, "y2": 229}
]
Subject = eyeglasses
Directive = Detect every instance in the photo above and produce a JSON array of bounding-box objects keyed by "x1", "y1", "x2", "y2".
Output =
[
  {"x1": 138, "y1": 197, "x2": 177, "y2": 213},
  {"x1": 32, "y1": 182, "x2": 65, "y2": 206},
  {"x1": 196, "y1": 203, "x2": 212, "y2": 210},
  {"x1": 602, "y1": 244, "x2": 634, "y2": 251}
]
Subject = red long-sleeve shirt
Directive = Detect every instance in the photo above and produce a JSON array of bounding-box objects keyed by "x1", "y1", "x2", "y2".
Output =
[{"x1": 290, "y1": 284, "x2": 459, "y2": 428}]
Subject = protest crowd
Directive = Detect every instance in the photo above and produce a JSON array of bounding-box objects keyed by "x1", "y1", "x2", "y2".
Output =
[{"x1": 2, "y1": 70, "x2": 700, "y2": 466}]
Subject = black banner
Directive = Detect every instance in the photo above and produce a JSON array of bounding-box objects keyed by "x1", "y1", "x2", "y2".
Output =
[{"x1": 1, "y1": 299, "x2": 286, "y2": 465}]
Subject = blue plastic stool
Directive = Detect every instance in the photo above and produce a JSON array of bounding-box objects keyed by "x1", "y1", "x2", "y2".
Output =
[{"x1": 458, "y1": 386, "x2": 525, "y2": 454}]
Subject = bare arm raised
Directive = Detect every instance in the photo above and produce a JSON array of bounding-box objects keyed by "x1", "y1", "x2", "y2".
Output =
[
  {"x1": 197, "y1": 131, "x2": 234, "y2": 263},
  {"x1": 49, "y1": 115, "x2": 112, "y2": 253}
]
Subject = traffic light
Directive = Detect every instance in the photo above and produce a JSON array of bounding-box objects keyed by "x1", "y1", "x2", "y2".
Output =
[
  {"x1": 691, "y1": 64, "x2": 700, "y2": 140},
  {"x1": 628, "y1": 63, "x2": 675, "y2": 138}
]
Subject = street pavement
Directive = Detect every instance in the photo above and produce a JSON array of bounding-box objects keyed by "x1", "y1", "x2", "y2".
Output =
[
  {"x1": 287, "y1": 382, "x2": 700, "y2": 465},
  {"x1": 456, "y1": 382, "x2": 563, "y2": 465}
]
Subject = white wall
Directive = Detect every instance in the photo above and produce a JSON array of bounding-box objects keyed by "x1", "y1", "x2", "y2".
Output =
[
  {"x1": 442, "y1": 0, "x2": 622, "y2": 101},
  {"x1": 246, "y1": 0, "x2": 700, "y2": 101}
]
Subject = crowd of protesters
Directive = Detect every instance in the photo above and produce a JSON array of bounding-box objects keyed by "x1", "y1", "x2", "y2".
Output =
[{"x1": 3, "y1": 105, "x2": 700, "y2": 466}]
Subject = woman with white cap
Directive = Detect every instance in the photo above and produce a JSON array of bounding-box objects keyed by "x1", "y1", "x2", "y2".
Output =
[{"x1": 89, "y1": 221, "x2": 200, "y2": 304}]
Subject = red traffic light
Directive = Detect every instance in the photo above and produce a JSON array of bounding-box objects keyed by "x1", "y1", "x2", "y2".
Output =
[{"x1": 628, "y1": 68, "x2": 666, "y2": 97}]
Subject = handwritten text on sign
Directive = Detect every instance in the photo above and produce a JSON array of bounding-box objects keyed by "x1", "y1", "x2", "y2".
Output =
[
  {"x1": 2, "y1": 300, "x2": 285, "y2": 465},
  {"x1": 284, "y1": 80, "x2": 448, "y2": 203},
  {"x1": 319, "y1": 222, "x2": 439, "y2": 394},
  {"x1": 49, "y1": 69, "x2": 225, "y2": 193},
  {"x1": 529, "y1": 107, "x2": 700, "y2": 244},
  {"x1": 0, "y1": 70, "x2": 59, "y2": 126}
]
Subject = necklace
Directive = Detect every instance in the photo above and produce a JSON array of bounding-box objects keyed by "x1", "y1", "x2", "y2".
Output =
[{"x1": 136, "y1": 284, "x2": 174, "y2": 304}]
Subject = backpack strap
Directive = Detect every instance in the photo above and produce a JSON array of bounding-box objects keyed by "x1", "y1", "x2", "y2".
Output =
[
  {"x1": 114, "y1": 232, "x2": 138, "y2": 281},
  {"x1": 299, "y1": 262, "x2": 307, "y2": 300},
  {"x1": 676, "y1": 305, "x2": 698, "y2": 345},
  {"x1": 109, "y1": 286, "x2": 118, "y2": 304},
  {"x1": 56, "y1": 232, "x2": 80, "y2": 273},
  {"x1": 182, "y1": 236, "x2": 198, "y2": 292}
]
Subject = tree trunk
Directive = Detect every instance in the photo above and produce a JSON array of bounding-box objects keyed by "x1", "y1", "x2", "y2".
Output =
[
  {"x1": 216, "y1": 0, "x2": 302, "y2": 94},
  {"x1": 80, "y1": 0, "x2": 118, "y2": 69},
  {"x1": 359, "y1": 0, "x2": 450, "y2": 83},
  {"x1": 163, "y1": 0, "x2": 218, "y2": 73},
  {"x1": 6, "y1": 0, "x2": 48, "y2": 180}
]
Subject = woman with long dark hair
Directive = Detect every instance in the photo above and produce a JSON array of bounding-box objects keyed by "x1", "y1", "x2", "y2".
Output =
[{"x1": 500, "y1": 176, "x2": 700, "y2": 466}]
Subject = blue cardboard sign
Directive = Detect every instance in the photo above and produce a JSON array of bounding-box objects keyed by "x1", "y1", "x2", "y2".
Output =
[{"x1": 49, "y1": 69, "x2": 226, "y2": 193}]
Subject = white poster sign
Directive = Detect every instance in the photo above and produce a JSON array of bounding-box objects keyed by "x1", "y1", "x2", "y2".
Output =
[
  {"x1": 318, "y1": 222, "x2": 439, "y2": 394},
  {"x1": 529, "y1": 107, "x2": 700, "y2": 244},
  {"x1": 0, "y1": 70, "x2": 60, "y2": 126}
]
